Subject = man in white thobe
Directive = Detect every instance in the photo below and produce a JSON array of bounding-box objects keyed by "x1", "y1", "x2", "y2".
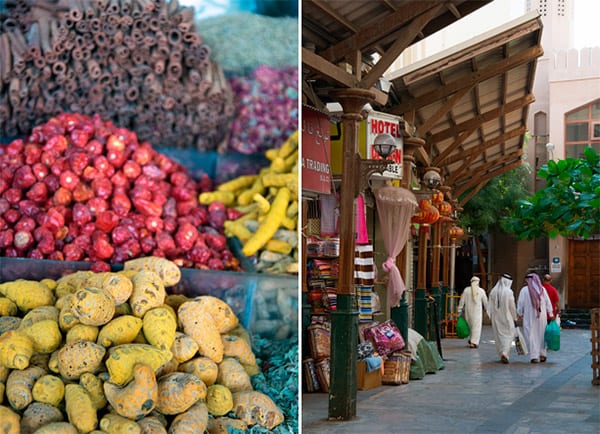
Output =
[
  {"x1": 488, "y1": 273, "x2": 517, "y2": 363},
  {"x1": 458, "y1": 276, "x2": 489, "y2": 348},
  {"x1": 517, "y1": 273, "x2": 554, "y2": 363}
]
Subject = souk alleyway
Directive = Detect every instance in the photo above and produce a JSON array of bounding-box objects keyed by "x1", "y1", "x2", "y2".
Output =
[{"x1": 302, "y1": 325, "x2": 599, "y2": 434}]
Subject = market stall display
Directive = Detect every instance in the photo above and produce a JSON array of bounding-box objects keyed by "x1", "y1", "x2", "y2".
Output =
[
  {"x1": 0, "y1": 257, "x2": 287, "y2": 432},
  {"x1": 0, "y1": 113, "x2": 241, "y2": 270}
]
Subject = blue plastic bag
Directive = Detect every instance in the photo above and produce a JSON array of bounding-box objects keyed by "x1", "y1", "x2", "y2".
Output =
[{"x1": 545, "y1": 319, "x2": 560, "y2": 351}]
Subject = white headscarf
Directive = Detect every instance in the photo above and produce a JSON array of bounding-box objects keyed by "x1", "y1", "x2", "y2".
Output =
[
  {"x1": 469, "y1": 276, "x2": 481, "y2": 302},
  {"x1": 491, "y1": 273, "x2": 513, "y2": 309}
]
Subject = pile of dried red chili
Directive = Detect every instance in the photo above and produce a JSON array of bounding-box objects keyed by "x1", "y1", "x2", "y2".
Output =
[{"x1": 0, "y1": 113, "x2": 241, "y2": 271}]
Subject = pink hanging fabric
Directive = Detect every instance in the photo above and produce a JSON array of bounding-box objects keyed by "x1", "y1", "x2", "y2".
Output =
[
  {"x1": 355, "y1": 194, "x2": 369, "y2": 244},
  {"x1": 374, "y1": 185, "x2": 417, "y2": 307}
]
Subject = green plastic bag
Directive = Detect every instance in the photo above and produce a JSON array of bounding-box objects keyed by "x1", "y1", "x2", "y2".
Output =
[
  {"x1": 456, "y1": 316, "x2": 470, "y2": 339},
  {"x1": 545, "y1": 319, "x2": 560, "y2": 351}
]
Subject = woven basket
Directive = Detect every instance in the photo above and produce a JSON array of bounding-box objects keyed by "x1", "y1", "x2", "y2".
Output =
[
  {"x1": 382, "y1": 351, "x2": 411, "y2": 385},
  {"x1": 303, "y1": 358, "x2": 321, "y2": 393},
  {"x1": 307, "y1": 323, "x2": 330, "y2": 361},
  {"x1": 315, "y1": 358, "x2": 330, "y2": 392}
]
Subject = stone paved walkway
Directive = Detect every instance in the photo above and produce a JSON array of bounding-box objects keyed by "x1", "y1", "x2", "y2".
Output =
[{"x1": 301, "y1": 325, "x2": 599, "y2": 433}]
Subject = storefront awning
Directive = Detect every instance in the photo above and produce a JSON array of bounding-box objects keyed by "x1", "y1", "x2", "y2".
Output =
[
  {"x1": 302, "y1": 1, "x2": 543, "y2": 207},
  {"x1": 302, "y1": 1, "x2": 493, "y2": 107},
  {"x1": 386, "y1": 11, "x2": 543, "y2": 206}
]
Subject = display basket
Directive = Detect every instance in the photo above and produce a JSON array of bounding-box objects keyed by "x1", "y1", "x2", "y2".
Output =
[
  {"x1": 307, "y1": 322, "x2": 331, "y2": 361},
  {"x1": 382, "y1": 350, "x2": 412, "y2": 385}
]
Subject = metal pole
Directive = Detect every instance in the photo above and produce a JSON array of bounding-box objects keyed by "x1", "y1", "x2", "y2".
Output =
[{"x1": 450, "y1": 239, "x2": 457, "y2": 311}]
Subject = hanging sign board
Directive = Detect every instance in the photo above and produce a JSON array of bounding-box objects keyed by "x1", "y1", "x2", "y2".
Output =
[
  {"x1": 365, "y1": 111, "x2": 403, "y2": 180},
  {"x1": 329, "y1": 110, "x2": 403, "y2": 180},
  {"x1": 302, "y1": 106, "x2": 332, "y2": 194}
]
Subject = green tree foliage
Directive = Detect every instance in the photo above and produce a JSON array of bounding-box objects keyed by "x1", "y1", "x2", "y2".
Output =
[
  {"x1": 458, "y1": 165, "x2": 531, "y2": 235},
  {"x1": 501, "y1": 147, "x2": 600, "y2": 239}
]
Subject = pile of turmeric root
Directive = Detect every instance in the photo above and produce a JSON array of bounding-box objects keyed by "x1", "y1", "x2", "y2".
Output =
[
  {"x1": 200, "y1": 131, "x2": 299, "y2": 275},
  {"x1": 0, "y1": 256, "x2": 284, "y2": 433}
]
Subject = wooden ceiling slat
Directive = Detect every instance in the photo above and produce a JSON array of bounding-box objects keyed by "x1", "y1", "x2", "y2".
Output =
[{"x1": 396, "y1": 19, "x2": 541, "y2": 86}]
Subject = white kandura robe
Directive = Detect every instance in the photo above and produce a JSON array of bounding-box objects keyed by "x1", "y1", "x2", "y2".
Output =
[
  {"x1": 488, "y1": 283, "x2": 517, "y2": 359},
  {"x1": 516, "y1": 285, "x2": 553, "y2": 360},
  {"x1": 458, "y1": 286, "x2": 489, "y2": 346}
]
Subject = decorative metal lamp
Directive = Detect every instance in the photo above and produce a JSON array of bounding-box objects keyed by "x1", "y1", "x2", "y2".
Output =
[
  {"x1": 372, "y1": 133, "x2": 396, "y2": 159},
  {"x1": 354, "y1": 132, "x2": 400, "y2": 195}
]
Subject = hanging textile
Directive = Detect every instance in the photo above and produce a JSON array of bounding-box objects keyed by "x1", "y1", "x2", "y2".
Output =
[
  {"x1": 355, "y1": 242, "x2": 376, "y2": 322},
  {"x1": 355, "y1": 194, "x2": 369, "y2": 244},
  {"x1": 319, "y1": 193, "x2": 338, "y2": 237},
  {"x1": 374, "y1": 185, "x2": 418, "y2": 308}
]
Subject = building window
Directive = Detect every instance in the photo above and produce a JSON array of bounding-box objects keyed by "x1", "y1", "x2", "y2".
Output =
[{"x1": 564, "y1": 99, "x2": 600, "y2": 159}]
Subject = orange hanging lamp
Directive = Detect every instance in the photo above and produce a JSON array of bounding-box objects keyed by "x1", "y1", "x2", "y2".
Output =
[{"x1": 449, "y1": 225, "x2": 465, "y2": 241}]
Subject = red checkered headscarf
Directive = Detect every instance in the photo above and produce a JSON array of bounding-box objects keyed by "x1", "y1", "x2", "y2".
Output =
[{"x1": 525, "y1": 273, "x2": 544, "y2": 318}]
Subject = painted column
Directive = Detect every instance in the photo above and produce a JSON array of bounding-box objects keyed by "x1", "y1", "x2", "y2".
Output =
[{"x1": 327, "y1": 88, "x2": 376, "y2": 420}]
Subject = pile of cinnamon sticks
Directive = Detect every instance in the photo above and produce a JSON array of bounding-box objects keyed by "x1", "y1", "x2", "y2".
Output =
[{"x1": 0, "y1": 0, "x2": 234, "y2": 150}]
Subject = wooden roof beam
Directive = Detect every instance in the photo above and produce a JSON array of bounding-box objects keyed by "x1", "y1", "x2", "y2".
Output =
[
  {"x1": 389, "y1": 45, "x2": 543, "y2": 115},
  {"x1": 440, "y1": 125, "x2": 527, "y2": 166},
  {"x1": 453, "y1": 151, "x2": 523, "y2": 192},
  {"x1": 308, "y1": 0, "x2": 357, "y2": 33},
  {"x1": 319, "y1": 2, "x2": 436, "y2": 63},
  {"x1": 302, "y1": 47, "x2": 389, "y2": 105},
  {"x1": 428, "y1": 94, "x2": 534, "y2": 144},
  {"x1": 302, "y1": 80, "x2": 326, "y2": 111},
  {"x1": 432, "y1": 125, "x2": 478, "y2": 166},
  {"x1": 361, "y1": 3, "x2": 444, "y2": 89},
  {"x1": 458, "y1": 159, "x2": 524, "y2": 206},
  {"x1": 444, "y1": 152, "x2": 480, "y2": 186},
  {"x1": 417, "y1": 86, "x2": 473, "y2": 137}
]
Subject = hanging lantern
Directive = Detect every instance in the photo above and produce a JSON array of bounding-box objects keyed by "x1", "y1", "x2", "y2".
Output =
[
  {"x1": 438, "y1": 200, "x2": 452, "y2": 216},
  {"x1": 449, "y1": 225, "x2": 465, "y2": 240},
  {"x1": 418, "y1": 198, "x2": 432, "y2": 210},
  {"x1": 411, "y1": 203, "x2": 439, "y2": 225},
  {"x1": 431, "y1": 190, "x2": 444, "y2": 205}
]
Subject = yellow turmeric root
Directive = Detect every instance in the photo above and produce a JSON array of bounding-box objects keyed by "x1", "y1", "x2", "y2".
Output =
[
  {"x1": 216, "y1": 175, "x2": 258, "y2": 192},
  {"x1": 253, "y1": 193, "x2": 271, "y2": 214},
  {"x1": 242, "y1": 187, "x2": 290, "y2": 256},
  {"x1": 198, "y1": 191, "x2": 235, "y2": 206}
]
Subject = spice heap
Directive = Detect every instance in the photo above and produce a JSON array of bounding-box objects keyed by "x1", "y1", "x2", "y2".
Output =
[
  {"x1": 0, "y1": 257, "x2": 286, "y2": 432},
  {"x1": 0, "y1": 113, "x2": 241, "y2": 271},
  {"x1": 0, "y1": 0, "x2": 234, "y2": 150}
]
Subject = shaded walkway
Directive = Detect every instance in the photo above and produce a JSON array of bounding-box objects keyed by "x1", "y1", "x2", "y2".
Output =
[{"x1": 302, "y1": 326, "x2": 599, "y2": 433}]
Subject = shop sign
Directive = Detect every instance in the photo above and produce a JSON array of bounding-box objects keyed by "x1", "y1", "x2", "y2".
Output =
[
  {"x1": 365, "y1": 111, "x2": 403, "y2": 180},
  {"x1": 302, "y1": 106, "x2": 332, "y2": 194}
]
